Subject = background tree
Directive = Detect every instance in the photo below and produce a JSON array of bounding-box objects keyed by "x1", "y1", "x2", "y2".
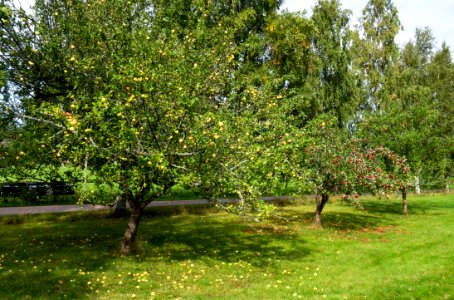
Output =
[
  {"x1": 356, "y1": 0, "x2": 401, "y2": 112},
  {"x1": 426, "y1": 43, "x2": 454, "y2": 191},
  {"x1": 0, "y1": 1, "x2": 74, "y2": 183},
  {"x1": 273, "y1": 0, "x2": 360, "y2": 130},
  {"x1": 357, "y1": 28, "x2": 452, "y2": 193},
  {"x1": 307, "y1": 0, "x2": 359, "y2": 128}
]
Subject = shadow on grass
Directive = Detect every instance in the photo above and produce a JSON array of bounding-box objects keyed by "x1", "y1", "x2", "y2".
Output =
[
  {"x1": 0, "y1": 209, "x2": 311, "y2": 299},
  {"x1": 0, "y1": 213, "x2": 124, "y2": 299},
  {"x1": 140, "y1": 214, "x2": 311, "y2": 268},
  {"x1": 277, "y1": 208, "x2": 395, "y2": 231},
  {"x1": 359, "y1": 199, "x2": 431, "y2": 215},
  {"x1": 344, "y1": 194, "x2": 454, "y2": 216}
]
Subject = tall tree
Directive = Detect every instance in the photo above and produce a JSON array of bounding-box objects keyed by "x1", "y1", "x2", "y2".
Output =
[
  {"x1": 357, "y1": 28, "x2": 448, "y2": 193},
  {"x1": 356, "y1": 0, "x2": 401, "y2": 112},
  {"x1": 308, "y1": 0, "x2": 359, "y2": 128},
  {"x1": 427, "y1": 43, "x2": 454, "y2": 190},
  {"x1": 277, "y1": 0, "x2": 359, "y2": 129}
]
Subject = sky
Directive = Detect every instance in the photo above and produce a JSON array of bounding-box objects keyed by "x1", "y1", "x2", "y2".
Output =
[{"x1": 281, "y1": 0, "x2": 454, "y2": 51}]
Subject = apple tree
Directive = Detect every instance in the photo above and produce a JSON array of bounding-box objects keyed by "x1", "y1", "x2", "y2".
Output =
[
  {"x1": 284, "y1": 116, "x2": 412, "y2": 227},
  {"x1": 1, "y1": 0, "x2": 290, "y2": 252}
]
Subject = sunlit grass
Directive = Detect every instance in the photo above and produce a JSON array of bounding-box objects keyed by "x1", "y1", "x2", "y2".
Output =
[{"x1": 0, "y1": 194, "x2": 453, "y2": 299}]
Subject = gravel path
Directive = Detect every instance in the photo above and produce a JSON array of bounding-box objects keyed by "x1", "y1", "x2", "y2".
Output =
[
  {"x1": 0, "y1": 204, "x2": 108, "y2": 216},
  {"x1": 0, "y1": 196, "x2": 292, "y2": 216}
]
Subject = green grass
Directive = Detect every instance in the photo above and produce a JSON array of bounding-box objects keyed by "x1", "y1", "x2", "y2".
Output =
[{"x1": 0, "y1": 194, "x2": 453, "y2": 299}]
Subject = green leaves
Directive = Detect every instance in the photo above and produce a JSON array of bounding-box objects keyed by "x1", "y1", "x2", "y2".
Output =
[
  {"x1": 1, "y1": 0, "x2": 451, "y2": 220},
  {"x1": 357, "y1": 26, "x2": 453, "y2": 191},
  {"x1": 281, "y1": 114, "x2": 412, "y2": 201}
]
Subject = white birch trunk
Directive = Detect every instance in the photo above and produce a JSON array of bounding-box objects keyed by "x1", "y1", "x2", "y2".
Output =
[{"x1": 415, "y1": 168, "x2": 422, "y2": 195}]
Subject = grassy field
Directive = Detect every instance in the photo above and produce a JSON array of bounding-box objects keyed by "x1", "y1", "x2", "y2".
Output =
[{"x1": 0, "y1": 194, "x2": 453, "y2": 299}]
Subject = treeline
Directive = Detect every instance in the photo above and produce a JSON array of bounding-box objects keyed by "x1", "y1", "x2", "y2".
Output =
[{"x1": 0, "y1": 0, "x2": 452, "y2": 252}]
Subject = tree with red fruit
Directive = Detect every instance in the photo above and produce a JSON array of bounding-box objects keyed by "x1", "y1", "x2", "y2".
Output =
[{"x1": 286, "y1": 116, "x2": 412, "y2": 227}]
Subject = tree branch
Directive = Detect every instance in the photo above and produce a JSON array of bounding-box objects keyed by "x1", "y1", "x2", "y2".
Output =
[{"x1": 14, "y1": 113, "x2": 66, "y2": 129}]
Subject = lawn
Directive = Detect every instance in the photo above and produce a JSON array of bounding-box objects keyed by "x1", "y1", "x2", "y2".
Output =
[{"x1": 0, "y1": 194, "x2": 453, "y2": 299}]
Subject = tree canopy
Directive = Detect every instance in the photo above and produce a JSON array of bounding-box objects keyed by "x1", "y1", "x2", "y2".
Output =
[{"x1": 1, "y1": 0, "x2": 452, "y2": 252}]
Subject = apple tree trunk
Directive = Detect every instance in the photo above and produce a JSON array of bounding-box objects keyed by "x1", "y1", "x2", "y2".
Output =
[
  {"x1": 315, "y1": 193, "x2": 329, "y2": 227},
  {"x1": 402, "y1": 186, "x2": 408, "y2": 215},
  {"x1": 120, "y1": 190, "x2": 142, "y2": 254}
]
